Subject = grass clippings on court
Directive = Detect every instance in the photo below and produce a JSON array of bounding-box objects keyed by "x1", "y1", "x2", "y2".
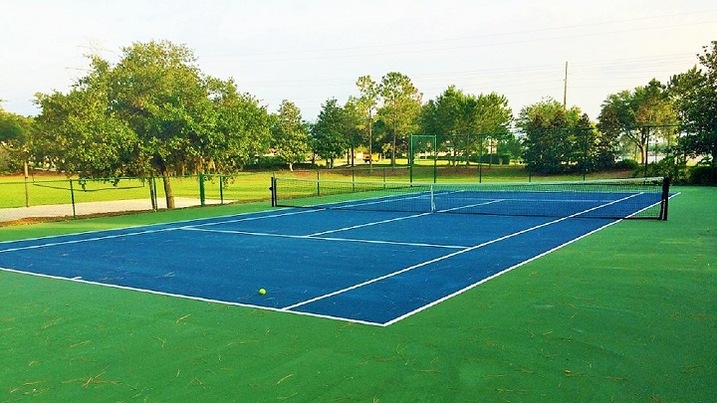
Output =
[{"x1": 0, "y1": 187, "x2": 715, "y2": 401}]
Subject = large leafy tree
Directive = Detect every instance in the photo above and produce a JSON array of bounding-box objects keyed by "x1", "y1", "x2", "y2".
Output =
[
  {"x1": 312, "y1": 98, "x2": 349, "y2": 168},
  {"x1": 421, "y1": 86, "x2": 470, "y2": 164},
  {"x1": 350, "y1": 75, "x2": 380, "y2": 165},
  {"x1": 33, "y1": 56, "x2": 139, "y2": 178},
  {"x1": 271, "y1": 100, "x2": 309, "y2": 171},
  {"x1": 670, "y1": 41, "x2": 717, "y2": 181},
  {"x1": 598, "y1": 79, "x2": 677, "y2": 164},
  {"x1": 107, "y1": 40, "x2": 215, "y2": 207},
  {"x1": 517, "y1": 99, "x2": 584, "y2": 174},
  {"x1": 421, "y1": 86, "x2": 512, "y2": 164},
  {"x1": 377, "y1": 72, "x2": 422, "y2": 165},
  {"x1": 466, "y1": 92, "x2": 513, "y2": 162},
  {"x1": 33, "y1": 40, "x2": 273, "y2": 209},
  {"x1": 341, "y1": 98, "x2": 366, "y2": 165},
  {"x1": 0, "y1": 106, "x2": 34, "y2": 172},
  {"x1": 206, "y1": 77, "x2": 272, "y2": 172}
]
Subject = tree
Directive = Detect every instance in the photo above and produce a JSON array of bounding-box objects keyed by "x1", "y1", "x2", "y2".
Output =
[
  {"x1": 33, "y1": 56, "x2": 139, "y2": 178},
  {"x1": 670, "y1": 41, "x2": 717, "y2": 182},
  {"x1": 517, "y1": 98, "x2": 583, "y2": 174},
  {"x1": 466, "y1": 92, "x2": 513, "y2": 164},
  {"x1": 107, "y1": 40, "x2": 216, "y2": 208},
  {"x1": 0, "y1": 107, "x2": 34, "y2": 173},
  {"x1": 421, "y1": 86, "x2": 512, "y2": 165},
  {"x1": 33, "y1": 41, "x2": 275, "y2": 209},
  {"x1": 271, "y1": 100, "x2": 309, "y2": 171},
  {"x1": 341, "y1": 98, "x2": 366, "y2": 165},
  {"x1": 206, "y1": 77, "x2": 272, "y2": 172},
  {"x1": 420, "y1": 85, "x2": 470, "y2": 164},
  {"x1": 598, "y1": 79, "x2": 677, "y2": 165},
  {"x1": 312, "y1": 98, "x2": 349, "y2": 168},
  {"x1": 352, "y1": 75, "x2": 380, "y2": 165},
  {"x1": 377, "y1": 72, "x2": 422, "y2": 165}
]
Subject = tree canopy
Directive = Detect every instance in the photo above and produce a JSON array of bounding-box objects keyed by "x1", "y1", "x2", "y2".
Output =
[
  {"x1": 32, "y1": 40, "x2": 273, "y2": 207},
  {"x1": 669, "y1": 41, "x2": 717, "y2": 181},
  {"x1": 7, "y1": 39, "x2": 717, "y2": 185},
  {"x1": 377, "y1": 72, "x2": 422, "y2": 166},
  {"x1": 271, "y1": 100, "x2": 309, "y2": 171},
  {"x1": 311, "y1": 98, "x2": 349, "y2": 168},
  {"x1": 597, "y1": 79, "x2": 677, "y2": 164}
]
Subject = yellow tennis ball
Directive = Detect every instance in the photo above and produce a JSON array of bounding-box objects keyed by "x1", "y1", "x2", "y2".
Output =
[{"x1": 258, "y1": 288, "x2": 267, "y2": 295}]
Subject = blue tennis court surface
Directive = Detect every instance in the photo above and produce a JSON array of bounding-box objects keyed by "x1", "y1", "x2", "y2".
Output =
[{"x1": 0, "y1": 188, "x2": 666, "y2": 326}]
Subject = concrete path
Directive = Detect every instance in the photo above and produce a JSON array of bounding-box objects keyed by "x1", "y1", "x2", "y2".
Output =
[{"x1": 0, "y1": 197, "x2": 225, "y2": 223}]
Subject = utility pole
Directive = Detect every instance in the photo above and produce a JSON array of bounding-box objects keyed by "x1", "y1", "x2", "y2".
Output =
[{"x1": 563, "y1": 61, "x2": 568, "y2": 109}]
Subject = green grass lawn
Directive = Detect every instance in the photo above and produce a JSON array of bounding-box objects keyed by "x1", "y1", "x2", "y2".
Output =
[{"x1": 0, "y1": 186, "x2": 714, "y2": 401}]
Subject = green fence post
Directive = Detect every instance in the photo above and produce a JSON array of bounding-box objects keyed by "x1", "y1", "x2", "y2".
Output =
[
  {"x1": 24, "y1": 162, "x2": 30, "y2": 207},
  {"x1": 199, "y1": 173, "x2": 206, "y2": 207}
]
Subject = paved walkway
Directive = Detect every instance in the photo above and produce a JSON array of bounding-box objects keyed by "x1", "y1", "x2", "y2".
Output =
[{"x1": 0, "y1": 197, "x2": 225, "y2": 223}]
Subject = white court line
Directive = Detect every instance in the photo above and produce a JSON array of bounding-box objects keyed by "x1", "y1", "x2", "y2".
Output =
[
  {"x1": 0, "y1": 208, "x2": 320, "y2": 254},
  {"x1": 438, "y1": 200, "x2": 503, "y2": 213},
  {"x1": 311, "y1": 191, "x2": 429, "y2": 210},
  {"x1": 184, "y1": 207, "x2": 323, "y2": 228},
  {"x1": 0, "y1": 191, "x2": 663, "y2": 327},
  {"x1": 0, "y1": 227, "x2": 182, "y2": 254},
  {"x1": 0, "y1": 265, "x2": 386, "y2": 327},
  {"x1": 282, "y1": 193, "x2": 641, "y2": 312},
  {"x1": 306, "y1": 211, "x2": 432, "y2": 237},
  {"x1": 179, "y1": 227, "x2": 468, "y2": 249},
  {"x1": 382, "y1": 217, "x2": 621, "y2": 326},
  {"x1": 0, "y1": 207, "x2": 297, "y2": 246},
  {"x1": 385, "y1": 192, "x2": 678, "y2": 326}
]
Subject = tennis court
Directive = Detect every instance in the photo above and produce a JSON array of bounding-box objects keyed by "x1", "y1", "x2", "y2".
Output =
[{"x1": 0, "y1": 177, "x2": 671, "y2": 326}]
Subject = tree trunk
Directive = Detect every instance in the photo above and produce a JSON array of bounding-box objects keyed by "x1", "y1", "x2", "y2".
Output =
[
  {"x1": 368, "y1": 119, "x2": 373, "y2": 168},
  {"x1": 149, "y1": 176, "x2": 157, "y2": 211},
  {"x1": 288, "y1": 161, "x2": 294, "y2": 171},
  {"x1": 712, "y1": 135, "x2": 717, "y2": 183},
  {"x1": 162, "y1": 172, "x2": 175, "y2": 209},
  {"x1": 391, "y1": 132, "x2": 397, "y2": 166}
]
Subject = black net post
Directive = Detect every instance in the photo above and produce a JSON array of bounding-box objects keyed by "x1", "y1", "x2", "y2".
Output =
[
  {"x1": 660, "y1": 176, "x2": 671, "y2": 221},
  {"x1": 270, "y1": 176, "x2": 277, "y2": 207}
]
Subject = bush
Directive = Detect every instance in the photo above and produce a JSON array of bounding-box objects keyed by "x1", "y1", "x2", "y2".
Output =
[
  {"x1": 615, "y1": 159, "x2": 639, "y2": 170},
  {"x1": 689, "y1": 165, "x2": 717, "y2": 185},
  {"x1": 467, "y1": 154, "x2": 510, "y2": 165}
]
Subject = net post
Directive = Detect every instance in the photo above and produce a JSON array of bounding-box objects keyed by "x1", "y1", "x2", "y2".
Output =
[
  {"x1": 270, "y1": 176, "x2": 277, "y2": 207},
  {"x1": 660, "y1": 176, "x2": 670, "y2": 221}
]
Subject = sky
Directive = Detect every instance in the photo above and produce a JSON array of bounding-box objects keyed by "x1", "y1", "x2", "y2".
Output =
[{"x1": 1, "y1": 0, "x2": 715, "y2": 122}]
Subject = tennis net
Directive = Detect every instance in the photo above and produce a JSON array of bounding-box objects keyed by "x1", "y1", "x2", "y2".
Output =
[{"x1": 270, "y1": 176, "x2": 671, "y2": 220}]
